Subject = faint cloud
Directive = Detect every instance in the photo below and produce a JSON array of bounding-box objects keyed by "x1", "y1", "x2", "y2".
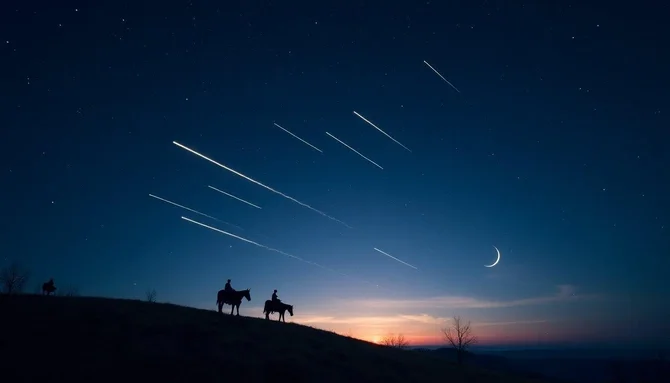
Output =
[
  {"x1": 296, "y1": 315, "x2": 388, "y2": 326},
  {"x1": 475, "y1": 320, "x2": 548, "y2": 328},
  {"x1": 294, "y1": 313, "x2": 448, "y2": 327},
  {"x1": 344, "y1": 284, "x2": 598, "y2": 311},
  {"x1": 398, "y1": 314, "x2": 449, "y2": 325},
  {"x1": 294, "y1": 313, "x2": 548, "y2": 329},
  {"x1": 556, "y1": 284, "x2": 576, "y2": 297}
]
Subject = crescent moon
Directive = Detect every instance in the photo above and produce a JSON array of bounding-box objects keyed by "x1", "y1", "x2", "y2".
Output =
[{"x1": 485, "y1": 246, "x2": 501, "y2": 268}]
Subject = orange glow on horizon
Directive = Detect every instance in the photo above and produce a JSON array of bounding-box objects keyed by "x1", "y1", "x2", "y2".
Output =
[
  {"x1": 287, "y1": 315, "x2": 560, "y2": 347},
  {"x1": 312, "y1": 322, "x2": 567, "y2": 347},
  {"x1": 210, "y1": 286, "x2": 597, "y2": 348}
]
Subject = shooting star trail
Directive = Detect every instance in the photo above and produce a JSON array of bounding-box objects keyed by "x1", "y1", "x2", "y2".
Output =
[
  {"x1": 273, "y1": 123, "x2": 323, "y2": 153},
  {"x1": 208, "y1": 185, "x2": 262, "y2": 209},
  {"x1": 423, "y1": 60, "x2": 461, "y2": 93},
  {"x1": 148, "y1": 194, "x2": 244, "y2": 231},
  {"x1": 352, "y1": 111, "x2": 412, "y2": 153},
  {"x1": 181, "y1": 216, "x2": 377, "y2": 287},
  {"x1": 173, "y1": 141, "x2": 352, "y2": 228},
  {"x1": 325, "y1": 132, "x2": 384, "y2": 170},
  {"x1": 373, "y1": 248, "x2": 418, "y2": 270}
]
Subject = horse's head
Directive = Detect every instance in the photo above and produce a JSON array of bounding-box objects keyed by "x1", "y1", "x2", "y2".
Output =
[
  {"x1": 287, "y1": 305, "x2": 293, "y2": 316},
  {"x1": 243, "y1": 288, "x2": 251, "y2": 301}
]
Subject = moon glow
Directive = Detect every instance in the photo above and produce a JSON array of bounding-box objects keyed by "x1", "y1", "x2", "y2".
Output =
[{"x1": 485, "y1": 246, "x2": 501, "y2": 268}]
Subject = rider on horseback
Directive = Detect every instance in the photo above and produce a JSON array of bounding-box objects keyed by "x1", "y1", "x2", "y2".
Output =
[
  {"x1": 225, "y1": 279, "x2": 234, "y2": 293},
  {"x1": 271, "y1": 289, "x2": 281, "y2": 304},
  {"x1": 264, "y1": 290, "x2": 292, "y2": 322}
]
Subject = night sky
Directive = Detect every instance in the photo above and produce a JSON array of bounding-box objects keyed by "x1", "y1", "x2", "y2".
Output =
[{"x1": 2, "y1": 1, "x2": 668, "y2": 347}]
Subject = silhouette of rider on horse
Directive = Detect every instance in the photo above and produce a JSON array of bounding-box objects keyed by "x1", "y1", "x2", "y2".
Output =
[
  {"x1": 225, "y1": 279, "x2": 234, "y2": 292},
  {"x1": 271, "y1": 289, "x2": 281, "y2": 304},
  {"x1": 223, "y1": 279, "x2": 235, "y2": 301},
  {"x1": 264, "y1": 290, "x2": 293, "y2": 322},
  {"x1": 216, "y1": 280, "x2": 250, "y2": 316},
  {"x1": 223, "y1": 279, "x2": 235, "y2": 299}
]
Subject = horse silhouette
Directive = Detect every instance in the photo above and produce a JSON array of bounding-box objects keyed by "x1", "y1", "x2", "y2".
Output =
[
  {"x1": 263, "y1": 299, "x2": 293, "y2": 322},
  {"x1": 42, "y1": 279, "x2": 56, "y2": 296},
  {"x1": 216, "y1": 288, "x2": 251, "y2": 316}
]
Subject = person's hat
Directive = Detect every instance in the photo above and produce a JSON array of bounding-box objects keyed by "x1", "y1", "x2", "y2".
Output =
[{"x1": 274, "y1": 289, "x2": 277, "y2": 292}]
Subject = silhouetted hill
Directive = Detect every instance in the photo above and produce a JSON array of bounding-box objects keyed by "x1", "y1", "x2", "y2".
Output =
[{"x1": 0, "y1": 295, "x2": 549, "y2": 383}]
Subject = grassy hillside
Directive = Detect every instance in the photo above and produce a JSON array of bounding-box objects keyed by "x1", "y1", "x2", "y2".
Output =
[{"x1": 0, "y1": 295, "x2": 549, "y2": 382}]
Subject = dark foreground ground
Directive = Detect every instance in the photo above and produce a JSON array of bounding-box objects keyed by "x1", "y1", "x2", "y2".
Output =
[
  {"x1": 0, "y1": 295, "x2": 550, "y2": 383},
  {"x1": 416, "y1": 348, "x2": 670, "y2": 383}
]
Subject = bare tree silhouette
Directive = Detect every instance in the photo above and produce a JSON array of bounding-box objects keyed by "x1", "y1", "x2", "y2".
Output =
[
  {"x1": 380, "y1": 333, "x2": 410, "y2": 349},
  {"x1": 441, "y1": 316, "x2": 477, "y2": 364},
  {"x1": 0, "y1": 262, "x2": 30, "y2": 294},
  {"x1": 145, "y1": 288, "x2": 157, "y2": 303}
]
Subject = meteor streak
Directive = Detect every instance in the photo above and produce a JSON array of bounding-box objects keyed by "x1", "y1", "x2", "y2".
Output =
[
  {"x1": 181, "y1": 216, "x2": 373, "y2": 285},
  {"x1": 273, "y1": 123, "x2": 323, "y2": 153},
  {"x1": 373, "y1": 248, "x2": 418, "y2": 270},
  {"x1": 148, "y1": 193, "x2": 243, "y2": 231},
  {"x1": 208, "y1": 185, "x2": 262, "y2": 209},
  {"x1": 325, "y1": 132, "x2": 384, "y2": 170},
  {"x1": 423, "y1": 60, "x2": 461, "y2": 93},
  {"x1": 352, "y1": 111, "x2": 412, "y2": 153},
  {"x1": 173, "y1": 141, "x2": 351, "y2": 228}
]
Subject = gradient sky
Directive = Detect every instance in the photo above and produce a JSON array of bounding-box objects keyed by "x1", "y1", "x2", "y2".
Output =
[{"x1": 1, "y1": 1, "x2": 668, "y2": 347}]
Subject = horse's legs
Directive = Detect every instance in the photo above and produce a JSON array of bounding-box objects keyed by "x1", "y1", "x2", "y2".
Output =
[
  {"x1": 217, "y1": 303, "x2": 222, "y2": 313},
  {"x1": 265, "y1": 312, "x2": 269, "y2": 320},
  {"x1": 236, "y1": 304, "x2": 240, "y2": 316},
  {"x1": 230, "y1": 304, "x2": 234, "y2": 315}
]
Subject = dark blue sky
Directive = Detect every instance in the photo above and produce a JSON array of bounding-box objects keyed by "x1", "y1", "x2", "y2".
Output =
[{"x1": 1, "y1": 0, "x2": 668, "y2": 346}]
